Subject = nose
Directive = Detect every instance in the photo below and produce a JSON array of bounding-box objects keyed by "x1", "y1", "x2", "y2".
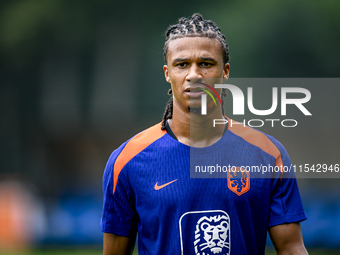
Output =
[
  {"x1": 212, "y1": 228, "x2": 220, "y2": 241},
  {"x1": 186, "y1": 64, "x2": 202, "y2": 82}
]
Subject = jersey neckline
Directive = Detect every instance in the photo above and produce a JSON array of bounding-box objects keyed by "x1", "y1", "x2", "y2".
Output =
[{"x1": 164, "y1": 118, "x2": 230, "y2": 153}]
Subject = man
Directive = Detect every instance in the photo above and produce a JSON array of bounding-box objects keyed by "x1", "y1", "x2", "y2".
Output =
[{"x1": 101, "y1": 13, "x2": 308, "y2": 255}]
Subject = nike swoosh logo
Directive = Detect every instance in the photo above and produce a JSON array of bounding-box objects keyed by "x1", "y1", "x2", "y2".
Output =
[{"x1": 154, "y1": 179, "x2": 178, "y2": 190}]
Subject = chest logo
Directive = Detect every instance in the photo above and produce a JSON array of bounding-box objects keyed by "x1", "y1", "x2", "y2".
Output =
[
  {"x1": 179, "y1": 210, "x2": 231, "y2": 255},
  {"x1": 194, "y1": 214, "x2": 230, "y2": 255},
  {"x1": 227, "y1": 167, "x2": 250, "y2": 196},
  {"x1": 154, "y1": 179, "x2": 178, "y2": 190}
]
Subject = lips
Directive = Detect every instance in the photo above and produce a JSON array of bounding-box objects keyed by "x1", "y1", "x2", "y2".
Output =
[
  {"x1": 185, "y1": 87, "x2": 202, "y2": 92},
  {"x1": 184, "y1": 87, "x2": 205, "y2": 97}
]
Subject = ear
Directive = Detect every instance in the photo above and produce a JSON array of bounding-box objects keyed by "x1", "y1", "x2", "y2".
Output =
[
  {"x1": 222, "y1": 63, "x2": 230, "y2": 81},
  {"x1": 163, "y1": 65, "x2": 171, "y2": 83}
]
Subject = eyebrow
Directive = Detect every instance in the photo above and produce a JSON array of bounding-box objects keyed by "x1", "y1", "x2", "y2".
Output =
[
  {"x1": 199, "y1": 57, "x2": 217, "y2": 63},
  {"x1": 172, "y1": 58, "x2": 189, "y2": 64},
  {"x1": 172, "y1": 57, "x2": 217, "y2": 64}
]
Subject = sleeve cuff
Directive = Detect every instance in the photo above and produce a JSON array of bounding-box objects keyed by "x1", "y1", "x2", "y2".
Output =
[{"x1": 268, "y1": 212, "x2": 307, "y2": 228}]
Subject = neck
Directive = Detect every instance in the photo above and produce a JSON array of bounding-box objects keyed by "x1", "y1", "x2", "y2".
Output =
[{"x1": 169, "y1": 100, "x2": 226, "y2": 147}]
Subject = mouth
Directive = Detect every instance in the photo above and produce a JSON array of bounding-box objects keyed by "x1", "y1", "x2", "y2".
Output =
[{"x1": 184, "y1": 87, "x2": 205, "y2": 97}]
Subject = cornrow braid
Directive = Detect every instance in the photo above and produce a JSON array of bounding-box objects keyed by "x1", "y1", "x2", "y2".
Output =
[
  {"x1": 221, "y1": 88, "x2": 228, "y2": 116},
  {"x1": 163, "y1": 13, "x2": 229, "y2": 64},
  {"x1": 161, "y1": 13, "x2": 230, "y2": 130},
  {"x1": 161, "y1": 95, "x2": 173, "y2": 130}
]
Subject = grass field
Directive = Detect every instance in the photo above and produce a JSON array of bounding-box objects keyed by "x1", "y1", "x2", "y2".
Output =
[{"x1": 1, "y1": 248, "x2": 340, "y2": 255}]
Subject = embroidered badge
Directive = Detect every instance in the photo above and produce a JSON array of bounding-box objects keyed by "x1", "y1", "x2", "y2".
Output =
[{"x1": 227, "y1": 167, "x2": 250, "y2": 196}]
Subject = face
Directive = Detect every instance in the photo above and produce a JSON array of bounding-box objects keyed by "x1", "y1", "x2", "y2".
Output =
[{"x1": 164, "y1": 36, "x2": 230, "y2": 113}]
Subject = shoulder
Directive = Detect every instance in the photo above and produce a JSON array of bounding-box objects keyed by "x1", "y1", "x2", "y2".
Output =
[
  {"x1": 104, "y1": 122, "x2": 167, "y2": 194},
  {"x1": 226, "y1": 118, "x2": 290, "y2": 167},
  {"x1": 112, "y1": 122, "x2": 167, "y2": 169}
]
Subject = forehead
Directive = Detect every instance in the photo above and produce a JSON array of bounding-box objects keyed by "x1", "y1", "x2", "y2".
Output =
[{"x1": 166, "y1": 37, "x2": 223, "y2": 62}]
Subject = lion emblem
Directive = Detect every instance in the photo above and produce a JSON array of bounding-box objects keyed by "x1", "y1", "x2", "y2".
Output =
[
  {"x1": 194, "y1": 215, "x2": 230, "y2": 255},
  {"x1": 230, "y1": 170, "x2": 248, "y2": 192},
  {"x1": 227, "y1": 167, "x2": 250, "y2": 196}
]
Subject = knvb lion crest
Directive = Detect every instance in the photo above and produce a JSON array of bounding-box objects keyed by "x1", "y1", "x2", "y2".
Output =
[
  {"x1": 194, "y1": 215, "x2": 230, "y2": 255},
  {"x1": 227, "y1": 167, "x2": 250, "y2": 196}
]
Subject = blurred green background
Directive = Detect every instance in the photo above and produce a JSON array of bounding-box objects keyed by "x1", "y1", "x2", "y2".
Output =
[{"x1": 0, "y1": 0, "x2": 339, "y2": 253}]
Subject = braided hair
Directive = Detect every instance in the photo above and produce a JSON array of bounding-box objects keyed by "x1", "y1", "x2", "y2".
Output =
[{"x1": 161, "y1": 13, "x2": 230, "y2": 130}]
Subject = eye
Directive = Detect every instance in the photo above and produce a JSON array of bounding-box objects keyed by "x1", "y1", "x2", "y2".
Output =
[
  {"x1": 201, "y1": 62, "x2": 213, "y2": 67},
  {"x1": 177, "y1": 62, "x2": 187, "y2": 68}
]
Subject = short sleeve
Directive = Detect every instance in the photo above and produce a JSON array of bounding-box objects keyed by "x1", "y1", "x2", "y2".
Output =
[
  {"x1": 100, "y1": 145, "x2": 138, "y2": 236},
  {"x1": 267, "y1": 136, "x2": 307, "y2": 228}
]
